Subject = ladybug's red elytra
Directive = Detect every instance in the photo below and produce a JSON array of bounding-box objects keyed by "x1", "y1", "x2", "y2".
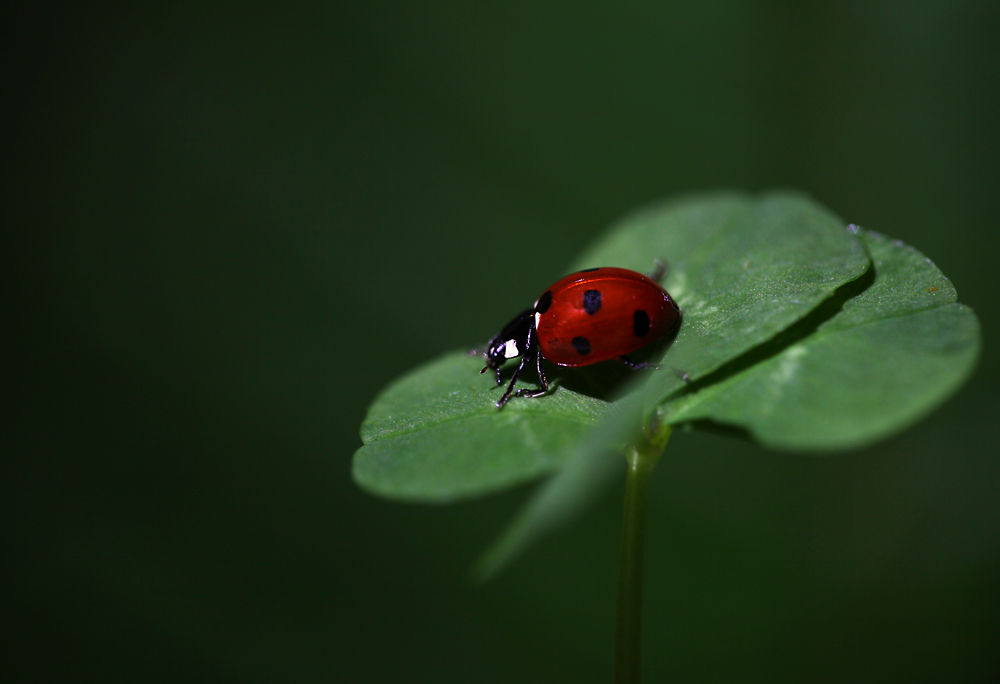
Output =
[{"x1": 481, "y1": 266, "x2": 681, "y2": 408}]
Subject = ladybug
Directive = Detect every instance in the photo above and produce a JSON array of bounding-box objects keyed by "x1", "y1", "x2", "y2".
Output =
[{"x1": 481, "y1": 266, "x2": 681, "y2": 408}]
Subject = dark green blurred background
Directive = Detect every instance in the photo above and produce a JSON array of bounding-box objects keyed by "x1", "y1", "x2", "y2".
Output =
[{"x1": 5, "y1": 3, "x2": 998, "y2": 682}]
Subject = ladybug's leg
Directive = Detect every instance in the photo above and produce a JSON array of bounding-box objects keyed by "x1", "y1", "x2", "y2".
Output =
[
  {"x1": 515, "y1": 350, "x2": 550, "y2": 399},
  {"x1": 496, "y1": 354, "x2": 532, "y2": 408},
  {"x1": 536, "y1": 351, "x2": 549, "y2": 391},
  {"x1": 648, "y1": 259, "x2": 668, "y2": 282},
  {"x1": 619, "y1": 354, "x2": 662, "y2": 371}
]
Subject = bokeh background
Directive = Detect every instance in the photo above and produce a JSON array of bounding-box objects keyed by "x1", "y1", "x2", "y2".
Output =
[{"x1": 5, "y1": 3, "x2": 998, "y2": 682}]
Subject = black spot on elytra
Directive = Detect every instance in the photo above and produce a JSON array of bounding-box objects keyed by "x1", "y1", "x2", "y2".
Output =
[
  {"x1": 572, "y1": 336, "x2": 591, "y2": 355},
  {"x1": 633, "y1": 310, "x2": 650, "y2": 337},
  {"x1": 579, "y1": 267, "x2": 599, "y2": 272},
  {"x1": 583, "y1": 289, "x2": 602, "y2": 314},
  {"x1": 535, "y1": 290, "x2": 553, "y2": 314}
]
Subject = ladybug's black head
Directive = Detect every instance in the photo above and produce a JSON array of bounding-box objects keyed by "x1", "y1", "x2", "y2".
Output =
[{"x1": 481, "y1": 309, "x2": 535, "y2": 378}]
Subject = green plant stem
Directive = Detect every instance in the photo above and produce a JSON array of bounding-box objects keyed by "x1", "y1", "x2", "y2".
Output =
[{"x1": 615, "y1": 424, "x2": 671, "y2": 684}]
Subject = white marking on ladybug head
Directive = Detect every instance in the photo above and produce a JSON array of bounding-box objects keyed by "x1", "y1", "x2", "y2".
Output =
[
  {"x1": 504, "y1": 339, "x2": 520, "y2": 358},
  {"x1": 534, "y1": 312, "x2": 541, "y2": 328}
]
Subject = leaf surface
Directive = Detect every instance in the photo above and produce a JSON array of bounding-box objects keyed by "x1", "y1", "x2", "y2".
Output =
[
  {"x1": 354, "y1": 351, "x2": 611, "y2": 502},
  {"x1": 659, "y1": 230, "x2": 981, "y2": 450},
  {"x1": 355, "y1": 191, "x2": 870, "y2": 505}
]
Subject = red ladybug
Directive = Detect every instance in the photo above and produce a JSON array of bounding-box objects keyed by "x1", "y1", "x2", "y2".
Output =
[{"x1": 481, "y1": 266, "x2": 681, "y2": 407}]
